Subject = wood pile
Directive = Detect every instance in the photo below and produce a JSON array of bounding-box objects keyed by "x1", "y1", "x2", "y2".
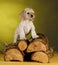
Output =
[{"x1": 4, "y1": 33, "x2": 53, "y2": 63}]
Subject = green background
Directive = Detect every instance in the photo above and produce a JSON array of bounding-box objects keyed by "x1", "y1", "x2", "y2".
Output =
[{"x1": 0, "y1": 0, "x2": 58, "y2": 52}]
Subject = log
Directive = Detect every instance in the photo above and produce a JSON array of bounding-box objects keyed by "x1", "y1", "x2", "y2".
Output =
[
  {"x1": 29, "y1": 33, "x2": 49, "y2": 50},
  {"x1": 4, "y1": 48, "x2": 24, "y2": 61},
  {"x1": 26, "y1": 39, "x2": 47, "y2": 53},
  {"x1": 17, "y1": 40, "x2": 27, "y2": 51},
  {"x1": 37, "y1": 33, "x2": 49, "y2": 50},
  {"x1": 4, "y1": 44, "x2": 24, "y2": 61},
  {"x1": 31, "y1": 52, "x2": 49, "y2": 63}
]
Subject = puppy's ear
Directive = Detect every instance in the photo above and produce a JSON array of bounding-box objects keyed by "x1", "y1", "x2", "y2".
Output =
[{"x1": 19, "y1": 10, "x2": 25, "y2": 20}]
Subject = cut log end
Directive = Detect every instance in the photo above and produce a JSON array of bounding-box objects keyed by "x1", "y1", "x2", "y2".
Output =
[
  {"x1": 18, "y1": 41, "x2": 27, "y2": 51},
  {"x1": 27, "y1": 40, "x2": 47, "y2": 53},
  {"x1": 4, "y1": 48, "x2": 24, "y2": 62},
  {"x1": 31, "y1": 52, "x2": 49, "y2": 63}
]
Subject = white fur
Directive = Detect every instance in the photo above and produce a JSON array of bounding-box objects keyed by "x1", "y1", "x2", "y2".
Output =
[{"x1": 13, "y1": 8, "x2": 38, "y2": 43}]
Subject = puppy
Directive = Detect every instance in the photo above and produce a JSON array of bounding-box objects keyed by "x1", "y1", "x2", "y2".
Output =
[{"x1": 13, "y1": 8, "x2": 39, "y2": 43}]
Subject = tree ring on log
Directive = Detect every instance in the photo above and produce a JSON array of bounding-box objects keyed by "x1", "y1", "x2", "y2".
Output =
[{"x1": 17, "y1": 40, "x2": 28, "y2": 51}]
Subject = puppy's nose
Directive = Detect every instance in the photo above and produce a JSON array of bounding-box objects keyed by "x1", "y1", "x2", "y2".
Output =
[{"x1": 31, "y1": 15, "x2": 33, "y2": 18}]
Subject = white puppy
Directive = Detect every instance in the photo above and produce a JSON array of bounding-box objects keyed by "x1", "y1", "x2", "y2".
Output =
[{"x1": 13, "y1": 8, "x2": 39, "y2": 43}]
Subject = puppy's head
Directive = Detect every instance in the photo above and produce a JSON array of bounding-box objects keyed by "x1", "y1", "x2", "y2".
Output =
[{"x1": 19, "y1": 8, "x2": 35, "y2": 21}]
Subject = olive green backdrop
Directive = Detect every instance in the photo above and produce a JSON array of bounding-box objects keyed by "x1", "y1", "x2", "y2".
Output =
[{"x1": 0, "y1": 0, "x2": 58, "y2": 52}]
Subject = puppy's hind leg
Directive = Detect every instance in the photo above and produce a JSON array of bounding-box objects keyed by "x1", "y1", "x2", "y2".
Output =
[{"x1": 13, "y1": 32, "x2": 18, "y2": 43}]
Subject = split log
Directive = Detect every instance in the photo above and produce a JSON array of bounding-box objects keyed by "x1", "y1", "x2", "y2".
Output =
[
  {"x1": 17, "y1": 40, "x2": 27, "y2": 51},
  {"x1": 31, "y1": 52, "x2": 49, "y2": 63},
  {"x1": 37, "y1": 33, "x2": 49, "y2": 50},
  {"x1": 4, "y1": 49, "x2": 24, "y2": 61},
  {"x1": 27, "y1": 33, "x2": 49, "y2": 53},
  {"x1": 26, "y1": 39, "x2": 47, "y2": 53},
  {"x1": 30, "y1": 33, "x2": 49, "y2": 49},
  {"x1": 4, "y1": 44, "x2": 24, "y2": 61}
]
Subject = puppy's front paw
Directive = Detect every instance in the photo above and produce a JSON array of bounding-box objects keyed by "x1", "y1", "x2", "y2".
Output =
[
  {"x1": 32, "y1": 35, "x2": 39, "y2": 39},
  {"x1": 36, "y1": 35, "x2": 39, "y2": 38},
  {"x1": 20, "y1": 37, "x2": 27, "y2": 40},
  {"x1": 23, "y1": 37, "x2": 27, "y2": 40}
]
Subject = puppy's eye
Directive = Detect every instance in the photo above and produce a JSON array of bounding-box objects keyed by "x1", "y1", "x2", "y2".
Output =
[{"x1": 27, "y1": 12, "x2": 29, "y2": 14}]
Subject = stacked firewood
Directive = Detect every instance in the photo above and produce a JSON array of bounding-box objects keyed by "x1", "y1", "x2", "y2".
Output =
[{"x1": 4, "y1": 33, "x2": 54, "y2": 63}]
